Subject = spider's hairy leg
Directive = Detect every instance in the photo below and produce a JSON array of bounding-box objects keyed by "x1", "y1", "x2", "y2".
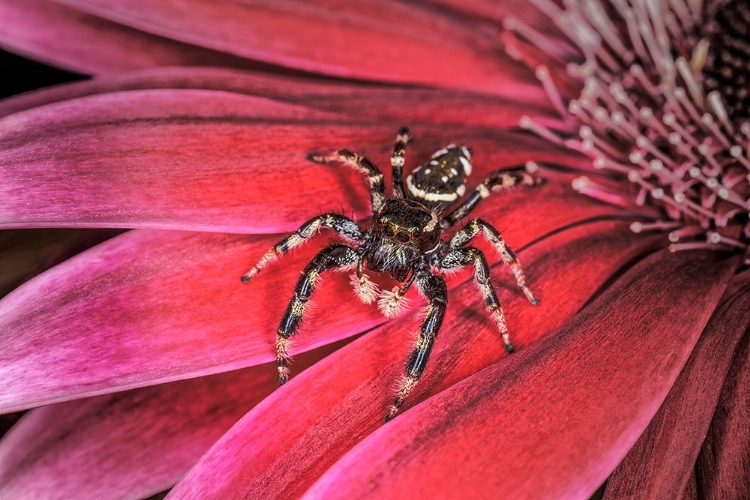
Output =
[
  {"x1": 390, "y1": 127, "x2": 411, "y2": 199},
  {"x1": 441, "y1": 165, "x2": 544, "y2": 228},
  {"x1": 449, "y1": 218, "x2": 539, "y2": 305},
  {"x1": 241, "y1": 214, "x2": 363, "y2": 283},
  {"x1": 385, "y1": 272, "x2": 447, "y2": 422},
  {"x1": 440, "y1": 247, "x2": 516, "y2": 353},
  {"x1": 307, "y1": 149, "x2": 386, "y2": 212},
  {"x1": 276, "y1": 244, "x2": 358, "y2": 384}
]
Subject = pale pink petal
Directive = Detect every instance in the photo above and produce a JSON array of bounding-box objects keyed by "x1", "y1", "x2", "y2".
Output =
[
  {"x1": 0, "y1": 341, "x2": 344, "y2": 500},
  {"x1": 0, "y1": 91, "x2": 589, "y2": 232},
  {"x1": 0, "y1": 0, "x2": 256, "y2": 74},
  {"x1": 694, "y1": 329, "x2": 750, "y2": 499},
  {"x1": 604, "y1": 270, "x2": 750, "y2": 498},
  {"x1": 166, "y1": 220, "x2": 659, "y2": 499},
  {"x1": 301, "y1": 250, "x2": 738, "y2": 499},
  {"x1": 55, "y1": 0, "x2": 539, "y2": 94}
]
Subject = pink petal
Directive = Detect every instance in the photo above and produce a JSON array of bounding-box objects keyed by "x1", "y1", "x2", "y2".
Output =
[
  {"x1": 0, "y1": 67, "x2": 557, "y2": 128},
  {"x1": 0, "y1": 0, "x2": 256, "y2": 74},
  {"x1": 55, "y1": 0, "x2": 539, "y2": 95},
  {"x1": 166, "y1": 220, "x2": 657, "y2": 499},
  {"x1": 0, "y1": 91, "x2": 588, "y2": 232},
  {"x1": 301, "y1": 250, "x2": 738, "y2": 499},
  {"x1": 694, "y1": 327, "x2": 750, "y2": 498},
  {"x1": 604, "y1": 270, "x2": 750, "y2": 498},
  {"x1": 0, "y1": 230, "x2": 379, "y2": 413},
  {"x1": 0, "y1": 341, "x2": 344, "y2": 500},
  {"x1": 0, "y1": 181, "x2": 620, "y2": 413}
]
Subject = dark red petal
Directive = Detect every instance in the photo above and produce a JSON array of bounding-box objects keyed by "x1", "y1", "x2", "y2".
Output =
[
  {"x1": 166, "y1": 220, "x2": 657, "y2": 500},
  {"x1": 55, "y1": 0, "x2": 537, "y2": 94},
  {"x1": 0, "y1": 0, "x2": 256, "y2": 74},
  {"x1": 694, "y1": 328, "x2": 750, "y2": 498},
  {"x1": 0, "y1": 180, "x2": 619, "y2": 413},
  {"x1": 0, "y1": 342, "x2": 343, "y2": 499},
  {"x1": 301, "y1": 250, "x2": 738, "y2": 500},
  {"x1": 604, "y1": 270, "x2": 750, "y2": 498},
  {"x1": 0, "y1": 67, "x2": 556, "y2": 128},
  {"x1": 0, "y1": 90, "x2": 589, "y2": 232}
]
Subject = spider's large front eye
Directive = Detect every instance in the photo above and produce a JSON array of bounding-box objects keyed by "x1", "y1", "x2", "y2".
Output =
[
  {"x1": 383, "y1": 225, "x2": 395, "y2": 237},
  {"x1": 396, "y1": 231, "x2": 410, "y2": 243}
]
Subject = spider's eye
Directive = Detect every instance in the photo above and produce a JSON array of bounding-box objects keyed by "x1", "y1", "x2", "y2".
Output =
[
  {"x1": 412, "y1": 228, "x2": 422, "y2": 238},
  {"x1": 396, "y1": 231, "x2": 411, "y2": 243},
  {"x1": 383, "y1": 225, "x2": 395, "y2": 237}
]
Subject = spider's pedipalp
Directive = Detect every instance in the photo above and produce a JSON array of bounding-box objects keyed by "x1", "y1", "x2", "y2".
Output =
[
  {"x1": 351, "y1": 261, "x2": 379, "y2": 304},
  {"x1": 276, "y1": 244, "x2": 358, "y2": 384},
  {"x1": 377, "y1": 271, "x2": 416, "y2": 318},
  {"x1": 449, "y1": 218, "x2": 539, "y2": 305},
  {"x1": 241, "y1": 213, "x2": 363, "y2": 283},
  {"x1": 308, "y1": 149, "x2": 386, "y2": 212},
  {"x1": 440, "y1": 247, "x2": 516, "y2": 352},
  {"x1": 391, "y1": 127, "x2": 411, "y2": 199},
  {"x1": 441, "y1": 166, "x2": 544, "y2": 228},
  {"x1": 385, "y1": 272, "x2": 446, "y2": 422}
]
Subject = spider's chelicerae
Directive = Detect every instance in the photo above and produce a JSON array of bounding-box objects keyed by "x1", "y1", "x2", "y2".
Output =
[{"x1": 242, "y1": 127, "x2": 543, "y2": 422}]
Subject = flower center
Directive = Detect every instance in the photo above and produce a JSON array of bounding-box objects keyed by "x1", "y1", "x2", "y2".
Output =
[{"x1": 505, "y1": 0, "x2": 750, "y2": 255}]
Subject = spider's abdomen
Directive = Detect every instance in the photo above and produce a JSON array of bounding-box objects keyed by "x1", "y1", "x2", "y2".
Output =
[{"x1": 406, "y1": 145, "x2": 472, "y2": 211}]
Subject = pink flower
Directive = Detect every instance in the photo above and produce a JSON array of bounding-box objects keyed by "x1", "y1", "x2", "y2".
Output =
[{"x1": 0, "y1": 1, "x2": 747, "y2": 498}]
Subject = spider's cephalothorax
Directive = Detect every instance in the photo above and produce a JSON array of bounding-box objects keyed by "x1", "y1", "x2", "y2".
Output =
[{"x1": 241, "y1": 128, "x2": 543, "y2": 422}]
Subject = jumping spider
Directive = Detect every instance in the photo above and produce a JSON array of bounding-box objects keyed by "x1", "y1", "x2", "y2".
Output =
[{"x1": 242, "y1": 127, "x2": 543, "y2": 422}]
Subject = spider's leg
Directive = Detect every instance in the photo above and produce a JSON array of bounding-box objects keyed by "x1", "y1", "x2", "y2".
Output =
[
  {"x1": 308, "y1": 149, "x2": 386, "y2": 212},
  {"x1": 276, "y1": 244, "x2": 358, "y2": 385},
  {"x1": 385, "y1": 271, "x2": 447, "y2": 422},
  {"x1": 390, "y1": 127, "x2": 411, "y2": 199},
  {"x1": 441, "y1": 166, "x2": 543, "y2": 228},
  {"x1": 241, "y1": 213, "x2": 363, "y2": 283},
  {"x1": 440, "y1": 247, "x2": 516, "y2": 353},
  {"x1": 448, "y1": 218, "x2": 539, "y2": 305}
]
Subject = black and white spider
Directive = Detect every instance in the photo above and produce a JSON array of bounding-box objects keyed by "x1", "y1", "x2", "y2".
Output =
[{"x1": 242, "y1": 127, "x2": 543, "y2": 422}]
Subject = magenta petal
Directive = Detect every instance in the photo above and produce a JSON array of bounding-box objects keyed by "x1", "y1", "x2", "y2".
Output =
[
  {"x1": 0, "y1": 91, "x2": 588, "y2": 232},
  {"x1": 694, "y1": 327, "x2": 750, "y2": 498},
  {"x1": 55, "y1": 0, "x2": 538, "y2": 95},
  {"x1": 301, "y1": 250, "x2": 738, "y2": 500},
  {"x1": 0, "y1": 0, "x2": 256, "y2": 74},
  {"x1": 604, "y1": 270, "x2": 750, "y2": 498},
  {"x1": 0, "y1": 230, "x2": 383, "y2": 412},
  {"x1": 0, "y1": 342, "x2": 342, "y2": 500},
  {"x1": 166, "y1": 220, "x2": 656, "y2": 499},
  {"x1": 0, "y1": 67, "x2": 557, "y2": 128}
]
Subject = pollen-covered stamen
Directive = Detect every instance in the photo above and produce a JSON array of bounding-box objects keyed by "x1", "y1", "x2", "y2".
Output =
[{"x1": 506, "y1": 0, "x2": 750, "y2": 252}]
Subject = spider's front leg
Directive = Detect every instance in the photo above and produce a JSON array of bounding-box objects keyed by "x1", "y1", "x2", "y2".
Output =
[
  {"x1": 241, "y1": 213, "x2": 363, "y2": 283},
  {"x1": 385, "y1": 271, "x2": 447, "y2": 422},
  {"x1": 449, "y1": 218, "x2": 539, "y2": 305},
  {"x1": 440, "y1": 247, "x2": 517, "y2": 353},
  {"x1": 441, "y1": 166, "x2": 543, "y2": 228},
  {"x1": 307, "y1": 149, "x2": 386, "y2": 213},
  {"x1": 276, "y1": 244, "x2": 359, "y2": 384}
]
